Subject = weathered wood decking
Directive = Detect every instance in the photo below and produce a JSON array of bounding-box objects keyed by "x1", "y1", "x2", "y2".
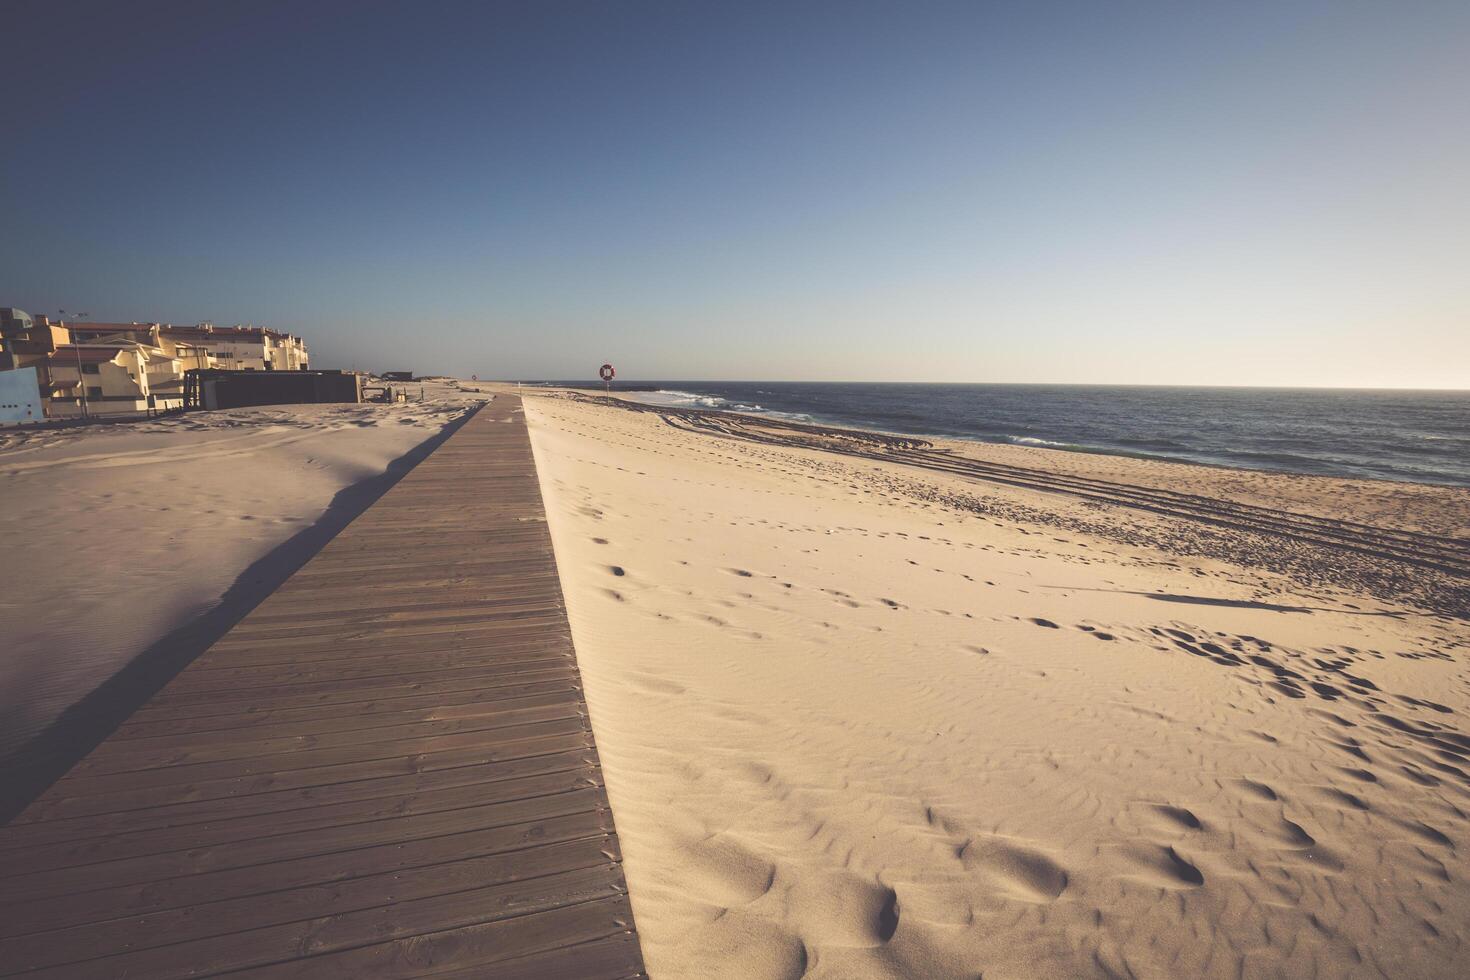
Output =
[{"x1": 0, "y1": 395, "x2": 646, "y2": 978}]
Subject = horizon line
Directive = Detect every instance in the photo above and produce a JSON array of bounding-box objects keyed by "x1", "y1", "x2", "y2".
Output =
[{"x1": 503, "y1": 379, "x2": 1470, "y2": 393}]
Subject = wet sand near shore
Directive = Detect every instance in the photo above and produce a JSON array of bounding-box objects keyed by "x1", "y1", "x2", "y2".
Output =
[
  {"x1": 612, "y1": 394, "x2": 1470, "y2": 618},
  {"x1": 526, "y1": 390, "x2": 1469, "y2": 979}
]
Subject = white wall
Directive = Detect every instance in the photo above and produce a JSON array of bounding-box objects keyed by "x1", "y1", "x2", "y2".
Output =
[{"x1": 0, "y1": 367, "x2": 44, "y2": 423}]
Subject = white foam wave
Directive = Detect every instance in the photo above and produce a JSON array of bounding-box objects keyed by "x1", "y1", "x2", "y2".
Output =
[
  {"x1": 626, "y1": 390, "x2": 813, "y2": 424},
  {"x1": 635, "y1": 390, "x2": 729, "y2": 409}
]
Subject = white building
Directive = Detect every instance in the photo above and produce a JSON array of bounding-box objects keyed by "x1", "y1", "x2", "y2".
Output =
[
  {"x1": 157, "y1": 325, "x2": 309, "y2": 372},
  {"x1": 45, "y1": 345, "x2": 185, "y2": 417}
]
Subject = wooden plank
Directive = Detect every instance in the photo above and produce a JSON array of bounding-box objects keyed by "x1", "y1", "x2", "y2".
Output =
[
  {"x1": 0, "y1": 747, "x2": 598, "y2": 847},
  {"x1": 226, "y1": 895, "x2": 639, "y2": 980},
  {"x1": 115, "y1": 674, "x2": 583, "y2": 728},
  {"x1": 72, "y1": 700, "x2": 590, "y2": 774},
  {"x1": 0, "y1": 837, "x2": 623, "y2": 973},
  {"x1": 159, "y1": 644, "x2": 576, "y2": 692},
  {"x1": 0, "y1": 395, "x2": 646, "y2": 977},
  {"x1": 1, "y1": 810, "x2": 617, "y2": 940},
  {"x1": 6, "y1": 768, "x2": 605, "y2": 874},
  {"x1": 108, "y1": 684, "x2": 585, "y2": 742},
  {"x1": 58, "y1": 717, "x2": 595, "y2": 790},
  {"x1": 14, "y1": 869, "x2": 628, "y2": 979},
  {"x1": 125, "y1": 664, "x2": 583, "y2": 713},
  {"x1": 15, "y1": 733, "x2": 598, "y2": 823}
]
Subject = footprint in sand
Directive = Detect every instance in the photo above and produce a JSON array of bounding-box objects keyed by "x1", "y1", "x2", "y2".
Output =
[
  {"x1": 1111, "y1": 843, "x2": 1204, "y2": 889},
  {"x1": 1396, "y1": 819, "x2": 1454, "y2": 849},
  {"x1": 1272, "y1": 817, "x2": 1317, "y2": 849},
  {"x1": 784, "y1": 872, "x2": 901, "y2": 947},
  {"x1": 958, "y1": 837, "x2": 1070, "y2": 903},
  {"x1": 1141, "y1": 803, "x2": 1203, "y2": 832},
  {"x1": 1236, "y1": 778, "x2": 1279, "y2": 801},
  {"x1": 1308, "y1": 785, "x2": 1370, "y2": 811},
  {"x1": 676, "y1": 835, "x2": 775, "y2": 906},
  {"x1": 627, "y1": 673, "x2": 687, "y2": 697}
]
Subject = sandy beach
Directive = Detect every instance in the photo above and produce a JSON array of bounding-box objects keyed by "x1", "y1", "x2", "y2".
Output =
[
  {"x1": 524, "y1": 390, "x2": 1469, "y2": 979},
  {"x1": 7, "y1": 2, "x2": 1467, "y2": 973},
  {"x1": 0, "y1": 382, "x2": 485, "y2": 814}
]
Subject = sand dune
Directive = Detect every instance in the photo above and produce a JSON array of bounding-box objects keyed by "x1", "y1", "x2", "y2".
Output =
[
  {"x1": 525, "y1": 392, "x2": 1469, "y2": 979},
  {"x1": 0, "y1": 387, "x2": 480, "y2": 816}
]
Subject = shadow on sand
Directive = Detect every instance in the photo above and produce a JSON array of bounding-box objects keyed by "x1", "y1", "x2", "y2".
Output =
[
  {"x1": 1143, "y1": 593, "x2": 1318, "y2": 613},
  {"x1": 1142, "y1": 593, "x2": 1403, "y2": 616},
  {"x1": 1039, "y1": 585, "x2": 1404, "y2": 617},
  {"x1": 0, "y1": 402, "x2": 483, "y2": 824}
]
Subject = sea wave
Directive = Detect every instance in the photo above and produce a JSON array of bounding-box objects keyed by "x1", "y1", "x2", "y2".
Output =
[
  {"x1": 632, "y1": 389, "x2": 813, "y2": 423},
  {"x1": 597, "y1": 381, "x2": 1469, "y2": 487},
  {"x1": 639, "y1": 389, "x2": 729, "y2": 409},
  {"x1": 1007, "y1": 436, "x2": 1072, "y2": 448}
]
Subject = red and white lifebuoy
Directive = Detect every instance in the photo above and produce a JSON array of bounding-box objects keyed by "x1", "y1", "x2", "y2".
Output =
[{"x1": 599, "y1": 363, "x2": 615, "y2": 381}]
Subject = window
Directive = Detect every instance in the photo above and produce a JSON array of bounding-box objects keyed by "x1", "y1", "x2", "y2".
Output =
[
  {"x1": 81, "y1": 363, "x2": 100, "y2": 374},
  {"x1": 87, "y1": 386, "x2": 102, "y2": 399}
]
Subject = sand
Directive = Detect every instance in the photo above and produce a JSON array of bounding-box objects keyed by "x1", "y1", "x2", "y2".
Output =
[
  {"x1": 524, "y1": 391, "x2": 1469, "y2": 979},
  {"x1": 0, "y1": 382, "x2": 483, "y2": 814}
]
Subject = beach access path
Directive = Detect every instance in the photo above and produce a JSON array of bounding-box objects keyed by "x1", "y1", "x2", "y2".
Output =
[{"x1": 0, "y1": 394, "x2": 646, "y2": 978}]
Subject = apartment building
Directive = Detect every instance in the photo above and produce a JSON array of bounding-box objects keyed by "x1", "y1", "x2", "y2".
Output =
[
  {"x1": 153, "y1": 324, "x2": 310, "y2": 372},
  {"x1": 68, "y1": 322, "x2": 212, "y2": 371},
  {"x1": 44, "y1": 345, "x2": 175, "y2": 417},
  {"x1": 0, "y1": 308, "x2": 69, "y2": 371},
  {"x1": 1, "y1": 309, "x2": 313, "y2": 418},
  {"x1": 41, "y1": 324, "x2": 196, "y2": 416}
]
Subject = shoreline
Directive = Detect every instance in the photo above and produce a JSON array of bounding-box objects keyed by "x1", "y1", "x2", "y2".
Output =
[
  {"x1": 589, "y1": 383, "x2": 1470, "y2": 489},
  {"x1": 576, "y1": 389, "x2": 1470, "y2": 616}
]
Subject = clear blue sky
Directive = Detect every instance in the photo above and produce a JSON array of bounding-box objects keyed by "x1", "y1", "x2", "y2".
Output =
[{"x1": 4, "y1": 1, "x2": 1467, "y2": 386}]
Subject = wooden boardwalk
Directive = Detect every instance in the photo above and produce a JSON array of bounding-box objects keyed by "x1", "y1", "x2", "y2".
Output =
[{"x1": 0, "y1": 395, "x2": 646, "y2": 978}]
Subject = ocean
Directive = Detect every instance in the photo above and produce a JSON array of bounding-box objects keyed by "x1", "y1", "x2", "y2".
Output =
[{"x1": 565, "y1": 382, "x2": 1470, "y2": 487}]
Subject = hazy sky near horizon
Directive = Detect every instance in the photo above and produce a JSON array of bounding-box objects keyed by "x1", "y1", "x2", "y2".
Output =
[{"x1": 3, "y1": 1, "x2": 1467, "y2": 387}]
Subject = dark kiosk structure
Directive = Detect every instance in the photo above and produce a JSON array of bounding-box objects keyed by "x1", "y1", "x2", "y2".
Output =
[{"x1": 183, "y1": 368, "x2": 362, "y2": 410}]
